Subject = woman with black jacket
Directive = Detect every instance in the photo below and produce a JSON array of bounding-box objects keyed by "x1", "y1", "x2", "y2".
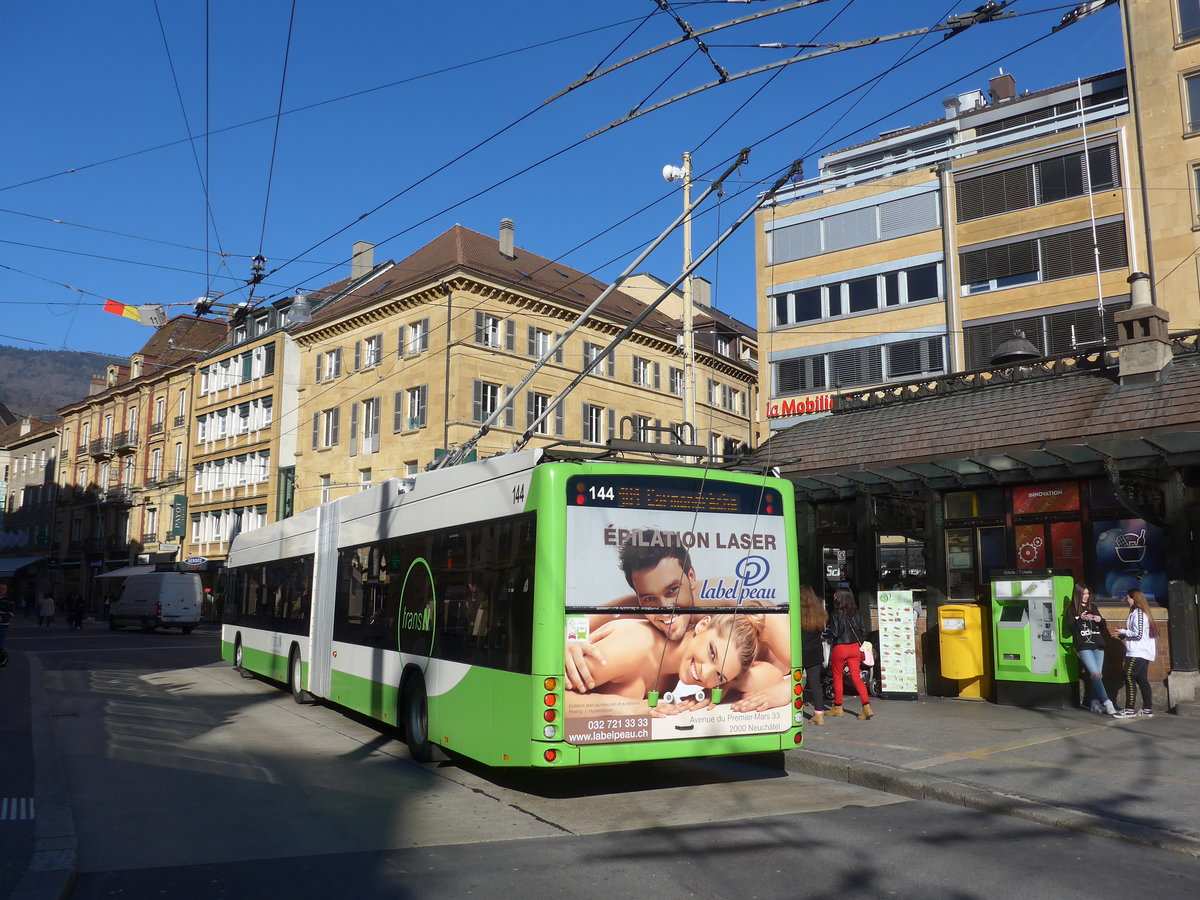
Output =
[
  {"x1": 799, "y1": 585, "x2": 828, "y2": 725},
  {"x1": 823, "y1": 588, "x2": 873, "y2": 720}
]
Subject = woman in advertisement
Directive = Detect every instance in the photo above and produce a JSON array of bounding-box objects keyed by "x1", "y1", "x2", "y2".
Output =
[
  {"x1": 823, "y1": 588, "x2": 872, "y2": 720},
  {"x1": 1067, "y1": 584, "x2": 1116, "y2": 716},
  {"x1": 1112, "y1": 588, "x2": 1158, "y2": 718}
]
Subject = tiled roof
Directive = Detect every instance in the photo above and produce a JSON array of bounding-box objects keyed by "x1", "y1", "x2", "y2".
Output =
[
  {"x1": 305, "y1": 225, "x2": 683, "y2": 340},
  {"x1": 758, "y1": 352, "x2": 1200, "y2": 477}
]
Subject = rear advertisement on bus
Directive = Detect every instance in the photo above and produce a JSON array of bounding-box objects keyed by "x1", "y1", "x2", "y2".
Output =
[{"x1": 562, "y1": 473, "x2": 792, "y2": 744}]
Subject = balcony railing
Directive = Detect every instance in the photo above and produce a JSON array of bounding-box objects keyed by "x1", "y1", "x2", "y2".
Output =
[
  {"x1": 150, "y1": 421, "x2": 164, "y2": 436},
  {"x1": 173, "y1": 415, "x2": 185, "y2": 427},
  {"x1": 114, "y1": 430, "x2": 138, "y2": 452},
  {"x1": 142, "y1": 532, "x2": 157, "y2": 544},
  {"x1": 100, "y1": 486, "x2": 134, "y2": 504},
  {"x1": 88, "y1": 437, "x2": 114, "y2": 458},
  {"x1": 159, "y1": 470, "x2": 185, "y2": 486}
]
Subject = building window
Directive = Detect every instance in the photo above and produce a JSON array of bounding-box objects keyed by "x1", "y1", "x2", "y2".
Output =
[
  {"x1": 320, "y1": 475, "x2": 331, "y2": 504},
  {"x1": 771, "y1": 263, "x2": 942, "y2": 326},
  {"x1": 1183, "y1": 1, "x2": 1200, "y2": 42},
  {"x1": 526, "y1": 391, "x2": 563, "y2": 437},
  {"x1": 956, "y1": 146, "x2": 1120, "y2": 221},
  {"x1": 583, "y1": 341, "x2": 615, "y2": 377},
  {"x1": 359, "y1": 469, "x2": 372, "y2": 491},
  {"x1": 960, "y1": 221, "x2": 1127, "y2": 294},
  {"x1": 632, "y1": 356, "x2": 659, "y2": 389},
  {"x1": 313, "y1": 408, "x2": 340, "y2": 449},
  {"x1": 963, "y1": 299, "x2": 1131, "y2": 369},
  {"x1": 669, "y1": 366, "x2": 684, "y2": 396},
  {"x1": 475, "y1": 311, "x2": 513, "y2": 350},
  {"x1": 527, "y1": 326, "x2": 564, "y2": 363},
  {"x1": 406, "y1": 385, "x2": 427, "y2": 430},
  {"x1": 581, "y1": 403, "x2": 612, "y2": 444},
  {"x1": 774, "y1": 355, "x2": 827, "y2": 396},
  {"x1": 150, "y1": 449, "x2": 163, "y2": 481},
  {"x1": 769, "y1": 191, "x2": 939, "y2": 264},
  {"x1": 885, "y1": 336, "x2": 946, "y2": 379},
  {"x1": 154, "y1": 397, "x2": 166, "y2": 425},
  {"x1": 356, "y1": 334, "x2": 383, "y2": 370},
  {"x1": 715, "y1": 335, "x2": 733, "y2": 357},
  {"x1": 404, "y1": 318, "x2": 430, "y2": 355},
  {"x1": 473, "y1": 380, "x2": 514, "y2": 427},
  {"x1": 360, "y1": 397, "x2": 380, "y2": 454},
  {"x1": 316, "y1": 349, "x2": 342, "y2": 382},
  {"x1": 1186, "y1": 72, "x2": 1200, "y2": 133},
  {"x1": 632, "y1": 414, "x2": 651, "y2": 442}
]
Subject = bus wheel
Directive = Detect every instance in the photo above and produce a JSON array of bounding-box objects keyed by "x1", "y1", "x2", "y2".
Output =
[
  {"x1": 234, "y1": 638, "x2": 253, "y2": 678},
  {"x1": 402, "y1": 677, "x2": 433, "y2": 763},
  {"x1": 289, "y1": 649, "x2": 309, "y2": 704}
]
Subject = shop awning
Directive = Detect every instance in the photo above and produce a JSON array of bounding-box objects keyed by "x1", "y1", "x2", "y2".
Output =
[
  {"x1": 96, "y1": 564, "x2": 157, "y2": 579},
  {"x1": 0, "y1": 555, "x2": 47, "y2": 577}
]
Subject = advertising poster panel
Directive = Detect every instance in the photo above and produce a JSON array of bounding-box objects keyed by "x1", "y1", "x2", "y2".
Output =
[
  {"x1": 563, "y1": 474, "x2": 791, "y2": 744},
  {"x1": 1092, "y1": 518, "x2": 1166, "y2": 603},
  {"x1": 876, "y1": 590, "x2": 919, "y2": 698}
]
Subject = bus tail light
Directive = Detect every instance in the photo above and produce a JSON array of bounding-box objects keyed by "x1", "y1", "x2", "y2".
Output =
[
  {"x1": 543, "y1": 709, "x2": 557, "y2": 723},
  {"x1": 794, "y1": 732, "x2": 804, "y2": 744},
  {"x1": 544, "y1": 749, "x2": 558, "y2": 763},
  {"x1": 793, "y1": 698, "x2": 804, "y2": 710},
  {"x1": 544, "y1": 677, "x2": 557, "y2": 691},
  {"x1": 542, "y1": 725, "x2": 556, "y2": 739},
  {"x1": 792, "y1": 668, "x2": 803, "y2": 682},
  {"x1": 793, "y1": 683, "x2": 804, "y2": 696}
]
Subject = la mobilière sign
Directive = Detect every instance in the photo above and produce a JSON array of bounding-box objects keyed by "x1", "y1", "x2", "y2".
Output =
[{"x1": 765, "y1": 394, "x2": 833, "y2": 419}]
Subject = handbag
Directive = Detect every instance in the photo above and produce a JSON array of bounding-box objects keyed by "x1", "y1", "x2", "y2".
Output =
[
  {"x1": 821, "y1": 639, "x2": 832, "y2": 666},
  {"x1": 860, "y1": 640, "x2": 875, "y2": 667}
]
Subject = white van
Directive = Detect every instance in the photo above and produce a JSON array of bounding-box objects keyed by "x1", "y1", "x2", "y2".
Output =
[{"x1": 110, "y1": 572, "x2": 203, "y2": 633}]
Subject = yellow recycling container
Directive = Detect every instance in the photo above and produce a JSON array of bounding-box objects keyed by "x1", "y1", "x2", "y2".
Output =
[{"x1": 939, "y1": 604, "x2": 989, "y2": 699}]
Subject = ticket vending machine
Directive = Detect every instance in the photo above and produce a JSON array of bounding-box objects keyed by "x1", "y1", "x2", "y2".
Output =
[{"x1": 990, "y1": 569, "x2": 1077, "y2": 708}]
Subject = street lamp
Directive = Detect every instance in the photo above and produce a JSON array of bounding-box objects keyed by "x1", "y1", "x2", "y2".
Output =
[{"x1": 663, "y1": 152, "x2": 696, "y2": 433}]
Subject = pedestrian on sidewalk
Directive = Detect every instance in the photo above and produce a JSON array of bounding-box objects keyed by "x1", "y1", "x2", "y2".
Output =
[
  {"x1": 823, "y1": 588, "x2": 872, "y2": 720},
  {"x1": 36, "y1": 592, "x2": 55, "y2": 628},
  {"x1": 800, "y1": 584, "x2": 829, "y2": 725},
  {"x1": 1112, "y1": 588, "x2": 1158, "y2": 718},
  {"x1": 1067, "y1": 584, "x2": 1116, "y2": 716},
  {"x1": 70, "y1": 596, "x2": 85, "y2": 630}
]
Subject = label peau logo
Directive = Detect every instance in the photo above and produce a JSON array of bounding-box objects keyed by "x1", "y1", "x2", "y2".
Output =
[{"x1": 698, "y1": 555, "x2": 777, "y2": 603}]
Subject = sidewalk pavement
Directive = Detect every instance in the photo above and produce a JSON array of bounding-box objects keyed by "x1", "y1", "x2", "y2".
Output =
[{"x1": 792, "y1": 693, "x2": 1200, "y2": 858}]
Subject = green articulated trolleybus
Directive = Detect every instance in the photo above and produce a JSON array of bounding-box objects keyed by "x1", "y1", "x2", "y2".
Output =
[{"x1": 221, "y1": 448, "x2": 803, "y2": 767}]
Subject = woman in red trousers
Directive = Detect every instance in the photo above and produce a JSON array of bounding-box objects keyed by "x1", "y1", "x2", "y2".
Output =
[{"x1": 822, "y1": 588, "x2": 873, "y2": 720}]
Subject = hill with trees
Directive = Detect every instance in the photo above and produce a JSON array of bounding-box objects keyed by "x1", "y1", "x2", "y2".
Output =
[{"x1": 0, "y1": 345, "x2": 121, "y2": 418}]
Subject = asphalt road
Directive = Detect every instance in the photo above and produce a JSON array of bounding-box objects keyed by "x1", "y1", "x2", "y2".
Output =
[{"x1": 9, "y1": 626, "x2": 1200, "y2": 898}]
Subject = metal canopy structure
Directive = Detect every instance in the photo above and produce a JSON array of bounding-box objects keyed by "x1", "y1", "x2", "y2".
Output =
[
  {"x1": 0, "y1": 555, "x2": 47, "y2": 578},
  {"x1": 789, "y1": 431, "x2": 1200, "y2": 501}
]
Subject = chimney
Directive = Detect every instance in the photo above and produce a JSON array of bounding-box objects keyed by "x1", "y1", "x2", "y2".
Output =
[
  {"x1": 20, "y1": 417, "x2": 32, "y2": 436},
  {"x1": 989, "y1": 71, "x2": 1016, "y2": 104},
  {"x1": 1113, "y1": 272, "x2": 1173, "y2": 385},
  {"x1": 351, "y1": 241, "x2": 374, "y2": 282},
  {"x1": 499, "y1": 218, "x2": 515, "y2": 259},
  {"x1": 692, "y1": 276, "x2": 712, "y2": 309}
]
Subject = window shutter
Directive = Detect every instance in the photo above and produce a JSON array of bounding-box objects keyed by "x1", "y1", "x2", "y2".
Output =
[
  {"x1": 354, "y1": 341, "x2": 362, "y2": 371},
  {"x1": 419, "y1": 319, "x2": 429, "y2": 351},
  {"x1": 505, "y1": 320, "x2": 515, "y2": 352},
  {"x1": 312, "y1": 413, "x2": 319, "y2": 449},
  {"x1": 879, "y1": 192, "x2": 938, "y2": 238},
  {"x1": 606, "y1": 353, "x2": 614, "y2": 378},
  {"x1": 526, "y1": 392, "x2": 536, "y2": 429},
  {"x1": 653, "y1": 362, "x2": 661, "y2": 390},
  {"x1": 607, "y1": 408, "x2": 615, "y2": 441},
  {"x1": 333, "y1": 350, "x2": 342, "y2": 378},
  {"x1": 823, "y1": 206, "x2": 877, "y2": 253},
  {"x1": 555, "y1": 402, "x2": 564, "y2": 437},
  {"x1": 770, "y1": 220, "x2": 822, "y2": 263},
  {"x1": 315, "y1": 353, "x2": 323, "y2": 383},
  {"x1": 527, "y1": 326, "x2": 536, "y2": 356},
  {"x1": 349, "y1": 404, "x2": 359, "y2": 456},
  {"x1": 397, "y1": 327, "x2": 405, "y2": 357},
  {"x1": 1095, "y1": 220, "x2": 1129, "y2": 271},
  {"x1": 331, "y1": 408, "x2": 340, "y2": 445},
  {"x1": 394, "y1": 391, "x2": 404, "y2": 432},
  {"x1": 474, "y1": 311, "x2": 485, "y2": 344},
  {"x1": 554, "y1": 336, "x2": 564, "y2": 365},
  {"x1": 417, "y1": 385, "x2": 427, "y2": 426},
  {"x1": 370, "y1": 399, "x2": 380, "y2": 452},
  {"x1": 504, "y1": 387, "x2": 514, "y2": 427},
  {"x1": 472, "y1": 380, "x2": 483, "y2": 423}
]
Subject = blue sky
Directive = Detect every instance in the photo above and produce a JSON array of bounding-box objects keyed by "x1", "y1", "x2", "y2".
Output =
[{"x1": 0, "y1": 1, "x2": 1123, "y2": 364}]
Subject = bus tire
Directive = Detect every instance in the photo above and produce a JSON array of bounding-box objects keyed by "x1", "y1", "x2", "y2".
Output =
[
  {"x1": 234, "y1": 637, "x2": 253, "y2": 678},
  {"x1": 402, "y1": 676, "x2": 433, "y2": 763},
  {"x1": 289, "y1": 648, "x2": 310, "y2": 704}
]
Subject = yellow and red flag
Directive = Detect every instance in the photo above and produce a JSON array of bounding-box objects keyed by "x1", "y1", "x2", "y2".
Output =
[{"x1": 103, "y1": 299, "x2": 142, "y2": 322}]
